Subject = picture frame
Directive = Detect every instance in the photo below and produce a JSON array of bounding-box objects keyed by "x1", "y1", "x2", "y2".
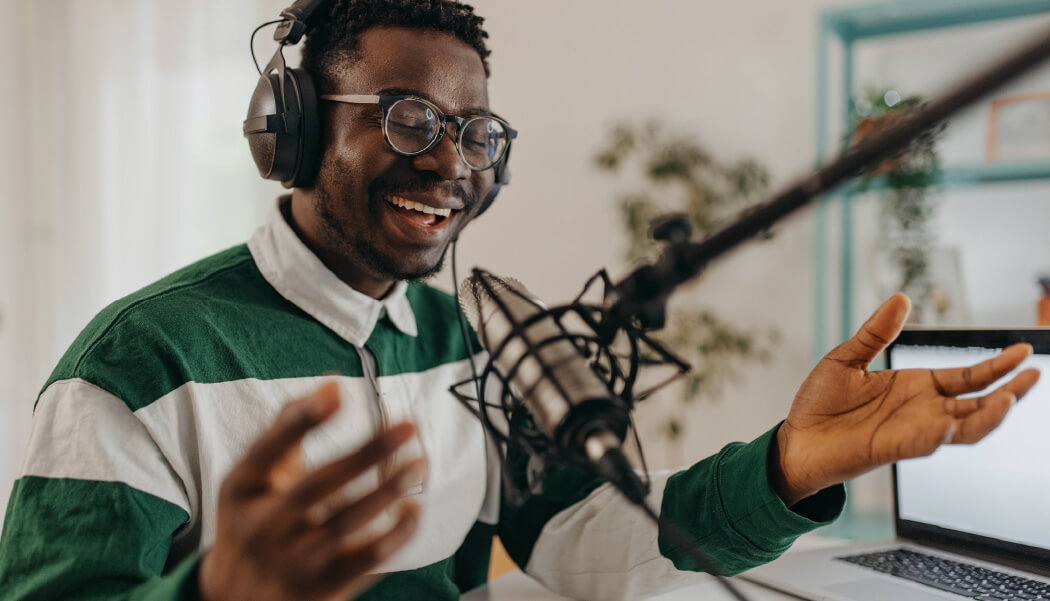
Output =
[{"x1": 985, "y1": 91, "x2": 1050, "y2": 162}]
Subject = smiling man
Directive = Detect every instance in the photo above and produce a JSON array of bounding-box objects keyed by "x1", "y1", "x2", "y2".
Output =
[
  {"x1": 293, "y1": 22, "x2": 498, "y2": 294},
  {"x1": 0, "y1": 2, "x2": 1040, "y2": 601}
]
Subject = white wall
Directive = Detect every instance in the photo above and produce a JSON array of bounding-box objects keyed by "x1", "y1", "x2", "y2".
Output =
[{"x1": 4, "y1": 0, "x2": 1047, "y2": 528}]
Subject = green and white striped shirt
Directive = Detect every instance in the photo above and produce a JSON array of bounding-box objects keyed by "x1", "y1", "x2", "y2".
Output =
[{"x1": 0, "y1": 200, "x2": 844, "y2": 601}]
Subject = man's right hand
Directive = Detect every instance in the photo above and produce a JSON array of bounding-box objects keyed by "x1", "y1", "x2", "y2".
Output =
[{"x1": 199, "y1": 381, "x2": 427, "y2": 601}]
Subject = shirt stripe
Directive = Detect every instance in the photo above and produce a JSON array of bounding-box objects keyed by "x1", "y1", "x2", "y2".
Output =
[{"x1": 21, "y1": 378, "x2": 189, "y2": 513}]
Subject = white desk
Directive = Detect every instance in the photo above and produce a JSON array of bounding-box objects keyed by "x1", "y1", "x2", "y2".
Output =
[
  {"x1": 461, "y1": 569, "x2": 798, "y2": 601},
  {"x1": 461, "y1": 534, "x2": 845, "y2": 601}
]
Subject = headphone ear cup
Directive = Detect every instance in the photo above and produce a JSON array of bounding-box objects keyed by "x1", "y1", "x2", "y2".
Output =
[
  {"x1": 244, "y1": 72, "x2": 301, "y2": 184},
  {"x1": 272, "y1": 70, "x2": 304, "y2": 187},
  {"x1": 287, "y1": 67, "x2": 321, "y2": 188},
  {"x1": 244, "y1": 73, "x2": 284, "y2": 181},
  {"x1": 243, "y1": 68, "x2": 320, "y2": 188},
  {"x1": 477, "y1": 148, "x2": 511, "y2": 216}
]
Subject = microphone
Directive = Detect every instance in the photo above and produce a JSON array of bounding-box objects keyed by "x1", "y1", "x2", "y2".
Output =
[
  {"x1": 459, "y1": 270, "x2": 648, "y2": 500},
  {"x1": 454, "y1": 267, "x2": 751, "y2": 600},
  {"x1": 460, "y1": 272, "x2": 627, "y2": 458}
]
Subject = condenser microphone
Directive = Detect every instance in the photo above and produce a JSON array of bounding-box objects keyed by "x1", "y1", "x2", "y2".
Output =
[
  {"x1": 455, "y1": 268, "x2": 750, "y2": 598},
  {"x1": 459, "y1": 270, "x2": 639, "y2": 480}
]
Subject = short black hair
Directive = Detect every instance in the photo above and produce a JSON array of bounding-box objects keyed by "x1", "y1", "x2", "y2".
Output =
[{"x1": 301, "y1": 0, "x2": 491, "y2": 93}]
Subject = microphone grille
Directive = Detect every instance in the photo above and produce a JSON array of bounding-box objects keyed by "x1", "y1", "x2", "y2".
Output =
[
  {"x1": 458, "y1": 271, "x2": 541, "y2": 332},
  {"x1": 458, "y1": 275, "x2": 485, "y2": 332}
]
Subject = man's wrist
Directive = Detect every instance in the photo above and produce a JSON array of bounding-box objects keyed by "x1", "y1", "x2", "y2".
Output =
[{"x1": 770, "y1": 423, "x2": 814, "y2": 507}]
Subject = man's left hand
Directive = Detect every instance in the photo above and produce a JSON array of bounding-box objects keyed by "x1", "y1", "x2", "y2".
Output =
[{"x1": 773, "y1": 293, "x2": 1040, "y2": 506}]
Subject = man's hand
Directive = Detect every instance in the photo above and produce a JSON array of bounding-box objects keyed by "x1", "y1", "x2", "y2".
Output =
[
  {"x1": 199, "y1": 382, "x2": 427, "y2": 601},
  {"x1": 773, "y1": 294, "x2": 1040, "y2": 506}
]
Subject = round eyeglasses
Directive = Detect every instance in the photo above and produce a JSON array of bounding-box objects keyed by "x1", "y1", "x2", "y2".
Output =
[{"x1": 319, "y1": 94, "x2": 517, "y2": 171}]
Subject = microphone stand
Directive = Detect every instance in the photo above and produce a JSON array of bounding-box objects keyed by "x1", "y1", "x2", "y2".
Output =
[{"x1": 605, "y1": 24, "x2": 1050, "y2": 329}]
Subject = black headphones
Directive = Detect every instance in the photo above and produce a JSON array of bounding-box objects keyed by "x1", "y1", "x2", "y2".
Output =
[{"x1": 243, "y1": 0, "x2": 511, "y2": 215}]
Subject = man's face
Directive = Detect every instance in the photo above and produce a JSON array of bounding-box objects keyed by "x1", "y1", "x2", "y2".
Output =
[{"x1": 309, "y1": 26, "x2": 494, "y2": 284}]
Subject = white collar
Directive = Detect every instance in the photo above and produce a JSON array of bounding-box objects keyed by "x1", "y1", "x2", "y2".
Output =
[{"x1": 247, "y1": 199, "x2": 419, "y2": 347}]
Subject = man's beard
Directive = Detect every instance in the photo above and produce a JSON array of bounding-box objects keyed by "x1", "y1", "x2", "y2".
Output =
[{"x1": 315, "y1": 183, "x2": 450, "y2": 283}]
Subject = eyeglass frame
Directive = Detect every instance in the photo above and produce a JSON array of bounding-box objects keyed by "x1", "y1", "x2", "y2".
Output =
[{"x1": 319, "y1": 94, "x2": 517, "y2": 171}]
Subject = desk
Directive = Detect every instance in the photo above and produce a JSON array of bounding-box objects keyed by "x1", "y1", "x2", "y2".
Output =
[
  {"x1": 461, "y1": 570, "x2": 798, "y2": 600},
  {"x1": 462, "y1": 534, "x2": 846, "y2": 600}
]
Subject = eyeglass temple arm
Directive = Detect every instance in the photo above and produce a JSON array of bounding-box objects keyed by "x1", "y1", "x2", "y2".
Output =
[{"x1": 319, "y1": 94, "x2": 381, "y2": 105}]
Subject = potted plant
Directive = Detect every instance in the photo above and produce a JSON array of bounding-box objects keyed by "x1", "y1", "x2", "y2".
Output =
[
  {"x1": 852, "y1": 89, "x2": 944, "y2": 324},
  {"x1": 595, "y1": 120, "x2": 778, "y2": 439}
]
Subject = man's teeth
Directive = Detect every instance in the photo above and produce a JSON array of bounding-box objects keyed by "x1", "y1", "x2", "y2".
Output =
[{"x1": 387, "y1": 195, "x2": 452, "y2": 218}]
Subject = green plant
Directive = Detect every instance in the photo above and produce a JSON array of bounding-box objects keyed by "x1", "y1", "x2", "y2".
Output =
[
  {"x1": 595, "y1": 120, "x2": 778, "y2": 440},
  {"x1": 851, "y1": 89, "x2": 943, "y2": 323}
]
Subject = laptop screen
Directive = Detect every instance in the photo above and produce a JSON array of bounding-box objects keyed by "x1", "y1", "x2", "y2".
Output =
[{"x1": 889, "y1": 330, "x2": 1050, "y2": 558}]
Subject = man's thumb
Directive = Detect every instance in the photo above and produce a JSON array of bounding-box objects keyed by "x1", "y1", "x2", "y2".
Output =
[{"x1": 830, "y1": 293, "x2": 911, "y2": 368}]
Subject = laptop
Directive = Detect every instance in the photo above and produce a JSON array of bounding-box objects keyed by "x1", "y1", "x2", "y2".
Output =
[{"x1": 742, "y1": 329, "x2": 1050, "y2": 601}]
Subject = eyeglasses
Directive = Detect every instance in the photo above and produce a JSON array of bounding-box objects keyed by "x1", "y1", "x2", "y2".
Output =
[{"x1": 319, "y1": 94, "x2": 517, "y2": 171}]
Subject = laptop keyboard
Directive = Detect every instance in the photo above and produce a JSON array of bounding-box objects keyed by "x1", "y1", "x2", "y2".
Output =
[{"x1": 837, "y1": 548, "x2": 1050, "y2": 600}]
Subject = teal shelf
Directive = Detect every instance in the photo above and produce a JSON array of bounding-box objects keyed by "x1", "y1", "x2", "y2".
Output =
[
  {"x1": 829, "y1": 159, "x2": 1050, "y2": 196},
  {"x1": 824, "y1": 0, "x2": 1050, "y2": 41},
  {"x1": 938, "y1": 160, "x2": 1050, "y2": 185}
]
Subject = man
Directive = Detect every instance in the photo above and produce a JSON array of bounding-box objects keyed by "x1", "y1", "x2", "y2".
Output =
[{"x1": 0, "y1": 1, "x2": 1039, "y2": 601}]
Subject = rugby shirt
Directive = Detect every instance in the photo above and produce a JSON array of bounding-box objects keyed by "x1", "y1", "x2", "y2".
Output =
[{"x1": 0, "y1": 199, "x2": 845, "y2": 601}]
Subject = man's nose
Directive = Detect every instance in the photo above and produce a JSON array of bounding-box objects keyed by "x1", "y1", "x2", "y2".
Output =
[{"x1": 411, "y1": 130, "x2": 471, "y2": 180}]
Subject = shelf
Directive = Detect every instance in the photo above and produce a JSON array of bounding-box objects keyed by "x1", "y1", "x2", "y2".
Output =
[
  {"x1": 830, "y1": 159, "x2": 1050, "y2": 196},
  {"x1": 824, "y1": 0, "x2": 1050, "y2": 41}
]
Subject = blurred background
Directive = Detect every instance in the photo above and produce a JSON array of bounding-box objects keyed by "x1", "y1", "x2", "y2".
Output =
[{"x1": 3, "y1": 0, "x2": 1050, "y2": 543}]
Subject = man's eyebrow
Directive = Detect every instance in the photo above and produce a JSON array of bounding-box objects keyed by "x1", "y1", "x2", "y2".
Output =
[{"x1": 376, "y1": 87, "x2": 492, "y2": 116}]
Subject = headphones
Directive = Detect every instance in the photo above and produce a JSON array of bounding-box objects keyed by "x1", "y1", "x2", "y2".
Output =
[{"x1": 243, "y1": 0, "x2": 511, "y2": 215}]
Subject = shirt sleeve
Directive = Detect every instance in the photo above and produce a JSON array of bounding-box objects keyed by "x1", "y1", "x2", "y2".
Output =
[
  {"x1": 495, "y1": 422, "x2": 845, "y2": 601},
  {"x1": 0, "y1": 379, "x2": 200, "y2": 601}
]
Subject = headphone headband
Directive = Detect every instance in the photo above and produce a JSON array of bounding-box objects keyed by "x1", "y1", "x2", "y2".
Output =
[{"x1": 275, "y1": 0, "x2": 329, "y2": 44}]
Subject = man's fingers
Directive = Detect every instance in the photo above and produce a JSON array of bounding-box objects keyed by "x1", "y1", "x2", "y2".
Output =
[
  {"x1": 885, "y1": 416, "x2": 955, "y2": 459},
  {"x1": 1005, "y1": 367, "x2": 1041, "y2": 399},
  {"x1": 951, "y1": 389, "x2": 1015, "y2": 445},
  {"x1": 943, "y1": 395, "x2": 980, "y2": 417},
  {"x1": 829, "y1": 294, "x2": 910, "y2": 368},
  {"x1": 322, "y1": 502, "x2": 421, "y2": 584},
  {"x1": 949, "y1": 367, "x2": 1039, "y2": 444},
  {"x1": 930, "y1": 344, "x2": 1033, "y2": 396},
  {"x1": 225, "y1": 381, "x2": 341, "y2": 497},
  {"x1": 321, "y1": 459, "x2": 428, "y2": 539},
  {"x1": 943, "y1": 368, "x2": 1040, "y2": 417},
  {"x1": 286, "y1": 422, "x2": 418, "y2": 508}
]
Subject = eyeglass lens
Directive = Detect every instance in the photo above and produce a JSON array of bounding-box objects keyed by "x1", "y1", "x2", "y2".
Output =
[{"x1": 385, "y1": 98, "x2": 509, "y2": 169}]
